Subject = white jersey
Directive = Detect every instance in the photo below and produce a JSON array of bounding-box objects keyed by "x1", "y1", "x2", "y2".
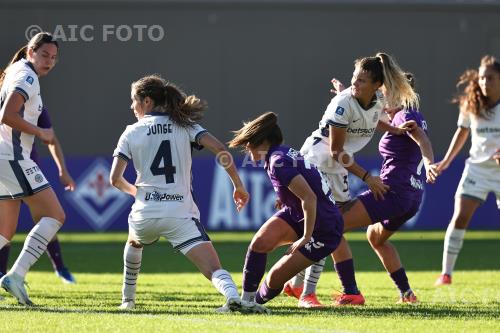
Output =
[
  {"x1": 113, "y1": 113, "x2": 208, "y2": 221},
  {"x1": 458, "y1": 104, "x2": 500, "y2": 167},
  {"x1": 301, "y1": 88, "x2": 385, "y2": 173},
  {"x1": 0, "y1": 59, "x2": 43, "y2": 160}
]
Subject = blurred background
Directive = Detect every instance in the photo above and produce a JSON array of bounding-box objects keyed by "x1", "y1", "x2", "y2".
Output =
[{"x1": 1, "y1": 0, "x2": 498, "y2": 231}]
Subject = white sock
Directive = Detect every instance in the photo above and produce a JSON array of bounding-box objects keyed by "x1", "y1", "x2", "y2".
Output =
[
  {"x1": 442, "y1": 224, "x2": 466, "y2": 276},
  {"x1": 303, "y1": 258, "x2": 326, "y2": 296},
  {"x1": 0, "y1": 234, "x2": 8, "y2": 250},
  {"x1": 211, "y1": 269, "x2": 240, "y2": 300},
  {"x1": 10, "y1": 217, "x2": 62, "y2": 278},
  {"x1": 241, "y1": 290, "x2": 256, "y2": 302},
  {"x1": 122, "y1": 243, "x2": 142, "y2": 302},
  {"x1": 290, "y1": 270, "x2": 305, "y2": 288}
]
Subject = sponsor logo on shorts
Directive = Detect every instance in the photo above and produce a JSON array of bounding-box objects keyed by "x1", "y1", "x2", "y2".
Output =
[
  {"x1": 24, "y1": 165, "x2": 40, "y2": 176},
  {"x1": 465, "y1": 177, "x2": 476, "y2": 186},
  {"x1": 34, "y1": 174, "x2": 44, "y2": 183},
  {"x1": 145, "y1": 191, "x2": 184, "y2": 202},
  {"x1": 304, "y1": 237, "x2": 325, "y2": 252}
]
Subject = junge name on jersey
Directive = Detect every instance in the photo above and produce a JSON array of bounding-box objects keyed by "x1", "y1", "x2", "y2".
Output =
[{"x1": 147, "y1": 123, "x2": 173, "y2": 136}]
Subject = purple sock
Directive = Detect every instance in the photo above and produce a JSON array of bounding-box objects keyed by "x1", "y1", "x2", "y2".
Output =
[
  {"x1": 46, "y1": 239, "x2": 66, "y2": 271},
  {"x1": 242, "y1": 249, "x2": 267, "y2": 292},
  {"x1": 255, "y1": 281, "x2": 282, "y2": 304},
  {"x1": 390, "y1": 267, "x2": 411, "y2": 295},
  {"x1": 0, "y1": 245, "x2": 11, "y2": 275},
  {"x1": 334, "y1": 259, "x2": 360, "y2": 295}
]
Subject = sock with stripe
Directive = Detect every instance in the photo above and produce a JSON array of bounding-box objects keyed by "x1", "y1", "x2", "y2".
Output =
[
  {"x1": 290, "y1": 269, "x2": 305, "y2": 288},
  {"x1": 10, "y1": 217, "x2": 62, "y2": 278},
  {"x1": 122, "y1": 243, "x2": 142, "y2": 302},
  {"x1": 211, "y1": 269, "x2": 240, "y2": 300},
  {"x1": 0, "y1": 236, "x2": 10, "y2": 276},
  {"x1": 302, "y1": 257, "x2": 326, "y2": 296},
  {"x1": 442, "y1": 224, "x2": 466, "y2": 276}
]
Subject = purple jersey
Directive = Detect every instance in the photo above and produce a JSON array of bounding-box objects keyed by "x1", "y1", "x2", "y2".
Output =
[
  {"x1": 30, "y1": 106, "x2": 51, "y2": 164},
  {"x1": 265, "y1": 145, "x2": 343, "y2": 234},
  {"x1": 378, "y1": 108, "x2": 427, "y2": 200}
]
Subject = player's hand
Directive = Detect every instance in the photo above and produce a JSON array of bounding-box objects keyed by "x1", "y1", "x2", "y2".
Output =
[
  {"x1": 60, "y1": 171, "x2": 76, "y2": 191},
  {"x1": 286, "y1": 235, "x2": 311, "y2": 256},
  {"x1": 364, "y1": 175, "x2": 389, "y2": 200},
  {"x1": 330, "y1": 78, "x2": 345, "y2": 95},
  {"x1": 38, "y1": 128, "x2": 55, "y2": 144},
  {"x1": 396, "y1": 120, "x2": 418, "y2": 134},
  {"x1": 233, "y1": 186, "x2": 249, "y2": 212},
  {"x1": 425, "y1": 164, "x2": 438, "y2": 184},
  {"x1": 433, "y1": 160, "x2": 450, "y2": 174}
]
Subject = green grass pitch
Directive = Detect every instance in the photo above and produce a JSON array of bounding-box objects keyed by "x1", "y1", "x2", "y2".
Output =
[{"x1": 1, "y1": 231, "x2": 499, "y2": 332}]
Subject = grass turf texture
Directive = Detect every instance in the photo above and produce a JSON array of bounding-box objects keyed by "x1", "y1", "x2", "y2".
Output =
[{"x1": 1, "y1": 231, "x2": 499, "y2": 332}]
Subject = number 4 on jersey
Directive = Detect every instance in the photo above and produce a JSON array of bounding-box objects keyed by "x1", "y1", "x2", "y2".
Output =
[{"x1": 150, "y1": 140, "x2": 176, "y2": 184}]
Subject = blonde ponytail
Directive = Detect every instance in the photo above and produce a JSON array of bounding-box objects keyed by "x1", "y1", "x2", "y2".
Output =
[{"x1": 376, "y1": 52, "x2": 419, "y2": 110}]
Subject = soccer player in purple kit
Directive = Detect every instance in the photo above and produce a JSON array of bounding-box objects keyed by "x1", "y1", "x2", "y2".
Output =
[
  {"x1": 229, "y1": 112, "x2": 347, "y2": 306},
  {"x1": 0, "y1": 106, "x2": 76, "y2": 284},
  {"x1": 329, "y1": 73, "x2": 438, "y2": 303}
]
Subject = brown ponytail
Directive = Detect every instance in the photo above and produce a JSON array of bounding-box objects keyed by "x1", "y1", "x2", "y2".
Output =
[
  {"x1": 228, "y1": 112, "x2": 283, "y2": 149},
  {"x1": 0, "y1": 46, "x2": 28, "y2": 89},
  {"x1": 131, "y1": 74, "x2": 206, "y2": 127}
]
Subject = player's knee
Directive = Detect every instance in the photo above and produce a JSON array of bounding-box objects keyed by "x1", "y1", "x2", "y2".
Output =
[
  {"x1": 366, "y1": 229, "x2": 383, "y2": 248},
  {"x1": 249, "y1": 235, "x2": 274, "y2": 253}
]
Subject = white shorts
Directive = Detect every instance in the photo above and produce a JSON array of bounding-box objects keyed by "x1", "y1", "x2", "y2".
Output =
[
  {"x1": 128, "y1": 216, "x2": 211, "y2": 254},
  {"x1": 0, "y1": 159, "x2": 51, "y2": 200},
  {"x1": 455, "y1": 161, "x2": 500, "y2": 209},
  {"x1": 319, "y1": 169, "x2": 351, "y2": 204}
]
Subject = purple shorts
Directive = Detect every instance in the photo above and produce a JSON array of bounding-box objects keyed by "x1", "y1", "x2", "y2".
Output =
[
  {"x1": 274, "y1": 207, "x2": 343, "y2": 262},
  {"x1": 357, "y1": 189, "x2": 421, "y2": 231}
]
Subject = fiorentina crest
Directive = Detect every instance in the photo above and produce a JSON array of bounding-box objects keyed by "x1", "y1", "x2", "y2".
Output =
[{"x1": 66, "y1": 158, "x2": 132, "y2": 231}]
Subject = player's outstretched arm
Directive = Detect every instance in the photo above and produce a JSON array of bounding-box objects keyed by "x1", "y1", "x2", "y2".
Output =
[
  {"x1": 435, "y1": 127, "x2": 470, "y2": 173},
  {"x1": 199, "y1": 132, "x2": 249, "y2": 212},
  {"x1": 110, "y1": 157, "x2": 137, "y2": 197}
]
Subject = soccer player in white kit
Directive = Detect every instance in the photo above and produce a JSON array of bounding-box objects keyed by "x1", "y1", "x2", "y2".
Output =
[
  {"x1": 0, "y1": 32, "x2": 63, "y2": 306},
  {"x1": 110, "y1": 74, "x2": 268, "y2": 313},
  {"x1": 285, "y1": 53, "x2": 419, "y2": 307},
  {"x1": 434, "y1": 55, "x2": 500, "y2": 286}
]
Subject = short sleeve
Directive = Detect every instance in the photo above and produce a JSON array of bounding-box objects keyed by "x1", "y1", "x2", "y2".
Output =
[
  {"x1": 113, "y1": 127, "x2": 132, "y2": 161},
  {"x1": 37, "y1": 107, "x2": 52, "y2": 129},
  {"x1": 324, "y1": 94, "x2": 352, "y2": 128},
  {"x1": 271, "y1": 154, "x2": 300, "y2": 187},
  {"x1": 457, "y1": 111, "x2": 470, "y2": 128},
  {"x1": 8, "y1": 69, "x2": 37, "y2": 102},
  {"x1": 187, "y1": 123, "x2": 208, "y2": 144}
]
